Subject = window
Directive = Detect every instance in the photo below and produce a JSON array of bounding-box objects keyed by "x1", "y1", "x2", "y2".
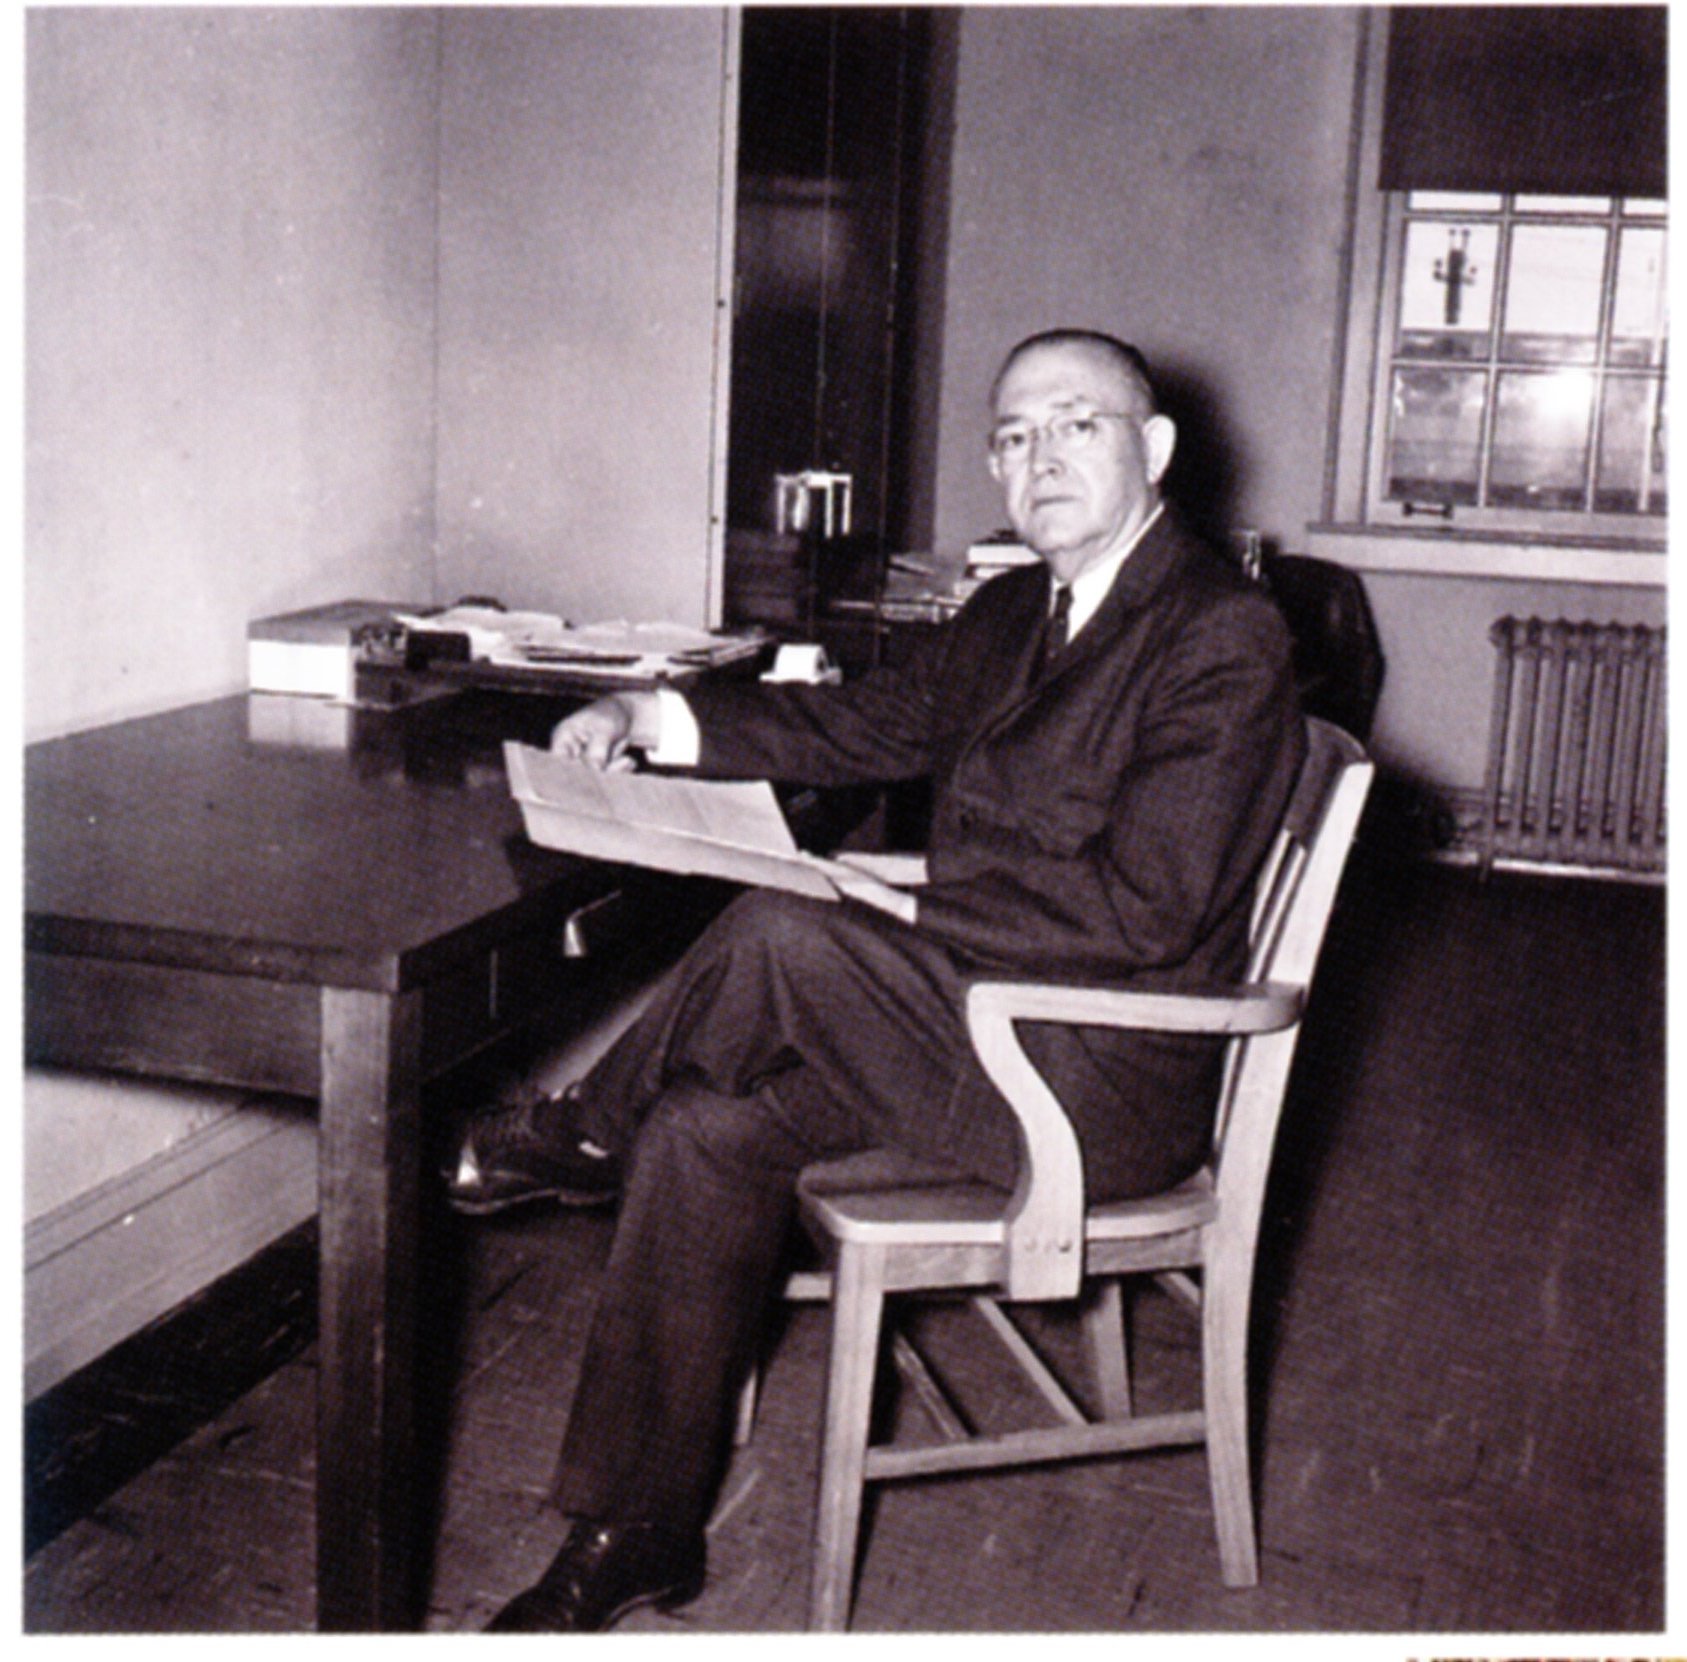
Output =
[
  {"x1": 1372, "y1": 191, "x2": 1668, "y2": 533},
  {"x1": 1315, "y1": 10, "x2": 1669, "y2": 566}
]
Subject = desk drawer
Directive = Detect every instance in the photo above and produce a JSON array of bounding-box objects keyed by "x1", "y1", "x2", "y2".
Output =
[{"x1": 419, "y1": 889, "x2": 629, "y2": 1075}]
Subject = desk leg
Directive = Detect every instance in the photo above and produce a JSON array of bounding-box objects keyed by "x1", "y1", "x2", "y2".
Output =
[{"x1": 315, "y1": 985, "x2": 424, "y2": 1631}]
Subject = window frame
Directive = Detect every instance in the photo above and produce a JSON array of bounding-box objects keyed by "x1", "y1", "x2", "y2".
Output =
[
  {"x1": 1314, "y1": 15, "x2": 1667, "y2": 578},
  {"x1": 1365, "y1": 190, "x2": 1667, "y2": 539}
]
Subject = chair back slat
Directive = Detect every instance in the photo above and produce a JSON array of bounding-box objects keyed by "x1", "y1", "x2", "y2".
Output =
[
  {"x1": 1210, "y1": 717, "x2": 1373, "y2": 1178},
  {"x1": 1244, "y1": 822, "x2": 1294, "y2": 949},
  {"x1": 1243, "y1": 835, "x2": 1305, "y2": 983}
]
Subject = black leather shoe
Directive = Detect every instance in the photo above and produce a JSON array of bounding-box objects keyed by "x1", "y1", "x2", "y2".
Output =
[
  {"x1": 445, "y1": 1090, "x2": 621, "y2": 1215},
  {"x1": 486, "y1": 1520, "x2": 707, "y2": 1632}
]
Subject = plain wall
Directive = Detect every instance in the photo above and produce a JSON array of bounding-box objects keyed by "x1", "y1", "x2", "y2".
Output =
[
  {"x1": 26, "y1": 7, "x2": 736, "y2": 744},
  {"x1": 931, "y1": 6, "x2": 1363, "y2": 555},
  {"x1": 26, "y1": 8, "x2": 443, "y2": 741},
  {"x1": 433, "y1": 7, "x2": 734, "y2": 629}
]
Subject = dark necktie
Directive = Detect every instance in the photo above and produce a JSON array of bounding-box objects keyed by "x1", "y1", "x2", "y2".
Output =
[{"x1": 1034, "y1": 583, "x2": 1073, "y2": 681}]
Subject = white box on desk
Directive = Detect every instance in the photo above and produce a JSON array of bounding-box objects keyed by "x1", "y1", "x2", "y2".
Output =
[{"x1": 247, "y1": 599, "x2": 407, "y2": 699}]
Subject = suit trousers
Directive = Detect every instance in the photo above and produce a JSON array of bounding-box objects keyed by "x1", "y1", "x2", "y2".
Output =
[{"x1": 548, "y1": 887, "x2": 1013, "y2": 1534}]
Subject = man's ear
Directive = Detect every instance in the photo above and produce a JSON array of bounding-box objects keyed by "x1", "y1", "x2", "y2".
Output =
[{"x1": 1143, "y1": 414, "x2": 1176, "y2": 486}]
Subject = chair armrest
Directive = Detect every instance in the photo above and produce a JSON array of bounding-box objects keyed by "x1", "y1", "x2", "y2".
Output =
[
  {"x1": 962, "y1": 980, "x2": 1302, "y2": 1302},
  {"x1": 967, "y1": 980, "x2": 1304, "y2": 1037}
]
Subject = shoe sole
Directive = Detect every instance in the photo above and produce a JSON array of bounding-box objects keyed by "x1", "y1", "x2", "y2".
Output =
[
  {"x1": 603, "y1": 1570, "x2": 707, "y2": 1629},
  {"x1": 486, "y1": 1569, "x2": 704, "y2": 1633},
  {"x1": 446, "y1": 1184, "x2": 618, "y2": 1217}
]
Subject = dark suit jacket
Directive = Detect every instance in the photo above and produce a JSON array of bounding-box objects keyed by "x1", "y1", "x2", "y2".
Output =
[{"x1": 685, "y1": 509, "x2": 1305, "y2": 1198}]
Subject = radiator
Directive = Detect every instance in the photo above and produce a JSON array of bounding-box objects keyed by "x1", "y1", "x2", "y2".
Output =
[{"x1": 1480, "y1": 617, "x2": 1665, "y2": 877}]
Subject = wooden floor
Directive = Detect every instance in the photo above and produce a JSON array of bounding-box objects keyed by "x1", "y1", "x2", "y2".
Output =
[{"x1": 22, "y1": 854, "x2": 1665, "y2": 1633}]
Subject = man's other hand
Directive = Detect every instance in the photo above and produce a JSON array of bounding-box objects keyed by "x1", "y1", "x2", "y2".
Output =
[{"x1": 549, "y1": 693, "x2": 660, "y2": 771}]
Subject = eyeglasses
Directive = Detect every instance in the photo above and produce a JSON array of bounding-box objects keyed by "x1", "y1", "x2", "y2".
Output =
[{"x1": 988, "y1": 410, "x2": 1136, "y2": 468}]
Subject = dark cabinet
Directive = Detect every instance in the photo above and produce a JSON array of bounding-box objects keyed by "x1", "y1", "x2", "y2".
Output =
[{"x1": 722, "y1": 8, "x2": 935, "y2": 646}]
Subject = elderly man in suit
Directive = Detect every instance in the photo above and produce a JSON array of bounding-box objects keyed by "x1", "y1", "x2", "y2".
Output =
[{"x1": 455, "y1": 329, "x2": 1306, "y2": 1631}]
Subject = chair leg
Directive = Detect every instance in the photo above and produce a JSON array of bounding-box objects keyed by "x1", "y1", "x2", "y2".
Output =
[
  {"x1": 1082, "y1": 1279, "x2": 1131, "y2": 1419},
  {"x1": 808, "y1": 1241, "x2": 889, "y2": 1632},
  {"x1": 1202, "y1": 1270, "x2": 1259, "y2": 1587}
]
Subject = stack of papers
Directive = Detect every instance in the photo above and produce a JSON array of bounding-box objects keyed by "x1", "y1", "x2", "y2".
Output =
[
  {"x1": 400, "y1": 609, "x2": 763, "y2": 680},
  {"x1": 954, "y1": 536, "x2": 1038, "y2": 604},
  {"x1": 396, "y1": 605, "x2": 565, "y2": 659},
  {"x1": 509, "y1": 620, "x2": 766, "y2": 678}
]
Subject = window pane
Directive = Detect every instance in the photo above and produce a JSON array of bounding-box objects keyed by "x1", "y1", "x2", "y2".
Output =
[
  {"x1": 1596, "y1": 376, "x2": 1667, "y2": 514},
  {"x1": 1385, "y1": 366, "x2": 1486, "y2": 505},
  {"x1": 1501, "y1": 225, "x2": 1607, "y2": 364},
  {"x1": 1398, "y1": 220, "x2": 1498, "y2": 359},
  {"x1": 1610, "y1": 225, "x2": 1668, "y2": 367},
  {"x1": 1489, "y1": 369, "x2": 1593, "y2": 509},
  {"x1": 1624, "y1": 198, "x2": 1668, "y2": 217},
  {"x1": 1514, "y1": 195, "x2": 1612, "y2": 215},
  {"x1": 1407, "y1": 191, "x2": 1502, "y2": 212}
]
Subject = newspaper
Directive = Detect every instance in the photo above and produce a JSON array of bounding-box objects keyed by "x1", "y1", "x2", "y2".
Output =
[{"x1": 503, "y1": 742, "x2": 847, "y2": 901}]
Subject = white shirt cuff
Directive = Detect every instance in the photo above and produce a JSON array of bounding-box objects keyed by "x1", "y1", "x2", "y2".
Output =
[{"x1": 646, "y1": 685, "x2": 701, "y2": 767}]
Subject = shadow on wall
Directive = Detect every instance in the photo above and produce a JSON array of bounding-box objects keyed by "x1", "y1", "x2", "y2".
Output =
[
  {"x1": 1154, "y1": 362, "x2": 1245, "y2": 550},
  {"x1": 1155, "y1": 360, "x2": 1397, "y2": 752}
]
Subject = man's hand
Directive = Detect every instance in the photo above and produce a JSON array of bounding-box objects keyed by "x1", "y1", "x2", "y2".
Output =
[{"x1": 549, "y1": 693, "x2": 661, "y2": 771}]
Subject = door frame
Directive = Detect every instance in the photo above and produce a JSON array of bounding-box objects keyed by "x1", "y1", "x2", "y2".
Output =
[{"x1": 702, "y1": 9, "x2": 744, "y2": 629}]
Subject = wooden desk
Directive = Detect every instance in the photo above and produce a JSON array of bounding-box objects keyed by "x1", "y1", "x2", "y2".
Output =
[{"x1": 25, "y1": 692, "x2": 640, "y2": 1629}]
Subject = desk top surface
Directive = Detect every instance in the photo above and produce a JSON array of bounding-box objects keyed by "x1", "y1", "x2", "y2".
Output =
[{"x1": 25, "y1": 693, "x2": 616, "y2": 990}]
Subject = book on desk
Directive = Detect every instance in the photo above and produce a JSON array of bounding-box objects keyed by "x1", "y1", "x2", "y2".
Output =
[
  {"x1": 827, "y1": 540, "x2": 1038, "y2": 629},
  {"x1": 247, "y1": 599, "x2": 413, "y2": 700}
]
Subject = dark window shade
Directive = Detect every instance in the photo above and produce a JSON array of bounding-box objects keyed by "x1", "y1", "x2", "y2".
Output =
[{"x1": 1381, "y1": 6, "x2": 1666, "y2": 197}]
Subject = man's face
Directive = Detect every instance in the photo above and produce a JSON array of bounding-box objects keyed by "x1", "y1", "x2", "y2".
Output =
[{"x1": 988, "y1": 342, "x2": 1175, "y2": 585}]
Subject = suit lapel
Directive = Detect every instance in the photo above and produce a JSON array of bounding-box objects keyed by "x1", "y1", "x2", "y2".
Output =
[
  {"x1": 940, "y1": 512, "x2": 1208, "y2": 837},
  {"x1": 994, "y1": 513, "x2": 1191, "y2": 721}
]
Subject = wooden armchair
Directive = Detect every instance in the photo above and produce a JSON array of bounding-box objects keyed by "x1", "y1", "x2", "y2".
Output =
[{"x1": 791, "y1": 717, "x2": 1374, "y2": 1629}]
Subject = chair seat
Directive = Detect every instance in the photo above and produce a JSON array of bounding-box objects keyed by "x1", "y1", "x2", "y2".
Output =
[
  {"x1": 800, "y1": 1156, "x2": 1218, "y2": 1256},
  {"x1": 801, "y1": 1177, "x2": 1013, "y2": 1246},
  {"x1": 1088, "y1": 1166, "x2": 1216, "y2": 1238},
  {"x1": 798, "y1": 1149, "x2": 1011, "y2": 1275}
]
